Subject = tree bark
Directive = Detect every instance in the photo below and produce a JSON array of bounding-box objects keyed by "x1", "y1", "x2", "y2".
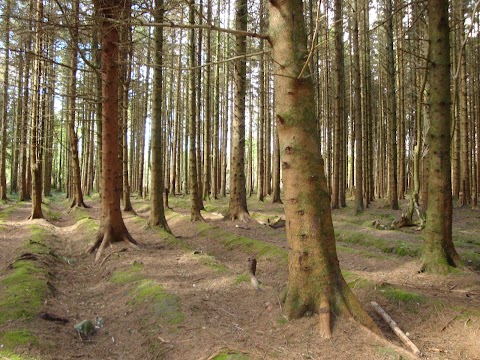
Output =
[
  {"x1": 270, "y1": 0, "x2": 380, "y2": 337},
  {"x1": 88, "y1": 0, "x2": 138, "y2": 261},
  {"x1": 227, "y1": 0, "x2": 249, "y2": 221},
  {"x1": 422, "y1": 0, "x2": 460, "y2": 273}
]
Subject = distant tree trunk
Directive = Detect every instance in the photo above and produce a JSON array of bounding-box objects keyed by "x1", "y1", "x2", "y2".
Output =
[
  {"x1": 29, "y1": 0, "x2": 45, "y2": 219},
  {"x1": 188, "y1": 0, "x2": 204, "y2": 221},
  {"x1": 385, "y1": 0, "x2": 399, "y2": 210},
  {"x1": 149, "y1": 0, "x2": 170, "y2": 231},
  {"x1": 353, "y1": 0, "x2": 363, "y2": 214},
  {"x1": 272, "y1": 117, "x2": 282, "y2": 204},
  {"x1": 227, "y1": 0, "x2": 249, "y2": 221},
  {"x1": 220, "y1": 33, "x2": 230, "y2": 198},
  {"x1": 422, "y1": 0, "x2": 460, "y2": 273},
  {"x1": 270, "y1": 0, "x2": 379, "y2": 337},
  {"x1": 88, "y1": 0, "x2": 138, "y2": 261},
  {"x1": 121, "y1": 18, "x2": 134, "y2": 212},
  {"x1": 212, "y1": 17, "x2": 221, "y2": 199},
  {"x1": 203, "y1": 0, "x2": 213, "y2": 200},
  {"x1": 11, "y1": 52, "x2": 24, "y2": 195},
  {"x1": 332, "y1": 0, "x2": 344, "y2": 209},
  {"x1": 68, "y1": 0, "x2": 88, "y2": 208},
  {"x1": 257, "y1": 40, "x2": 265, "y2": 201},
  {"x1": 0, "y1": 0, "x2": 11, "y2": 200},
  {"x1": 93, "y1": 28, "x2": 103, "y2": 194}
]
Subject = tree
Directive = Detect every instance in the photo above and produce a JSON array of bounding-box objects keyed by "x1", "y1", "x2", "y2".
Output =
[
  {"x1": 270, "y1": 0, "x2": 379, "y2": 336},
  {"x1": 67, "y1": 0, "x2": 88, "y2": 209},
  {"x1": 149, "y1": 0, "x2": 170, "y2": 231},
  {"x1": 188, "y1": 0, "x2": 204, "y2": 221},
  {"x1": 88, "y1": 0, "x2": 138, "y2": 261},
  {"x1": 422, "y1": 0, "x2": 460, "y2": 273},
  {"x1": 227, "y1": 0, "x2": 249, "y2": 221}
]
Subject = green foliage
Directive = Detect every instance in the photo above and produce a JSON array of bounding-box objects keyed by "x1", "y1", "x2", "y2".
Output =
[
  {"x1": 130, "y1": 280, "x2": 184, "y2": 325},
  {"x1": 0, "y1": 330, "x2": 38, "y2": 349}
]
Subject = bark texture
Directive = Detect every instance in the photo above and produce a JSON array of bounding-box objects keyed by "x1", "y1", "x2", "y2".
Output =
[{"x1": 270, "y1": 0, "x2": 379, "y2": 336}]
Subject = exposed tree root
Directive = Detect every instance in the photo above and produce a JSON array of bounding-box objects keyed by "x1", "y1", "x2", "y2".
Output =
[
  {"x1": 283, "y1": 278, "x2": 381, "y2": 338},
  {"x1": 226, "y1": 210, "x2": 250, "y2": 223},
  {"x1": 70, "y1": 199, "x2": 90, "y2": 209},
  {"x1": 87, "y1": 227, "x2": 138, "y2": 262}
]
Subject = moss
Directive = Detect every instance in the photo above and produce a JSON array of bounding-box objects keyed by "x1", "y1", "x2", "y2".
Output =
[
  {"x1": 0, "y1": 204, "x2": 17, "y2": 221},
  {"x1": 71, "y1": 208, "x2": 92, "y2": 222},
  {"x1": 0, "y1": 350, "x2": 40, "y2": 360},
  {"x1": 110, "y1": 261, "x2": 144, "y2": 284},
  {"x1": 0, "y1": 260, "x2": 50, "y2": 324},
  {"x1": 335, "y1": 229, "x2": 420, "y2": 257},
  {"x1": 374, "y1": 345, "x2": 402, "y2": 359},
  {"x1": 462, "y1": 251, "x2": 480, "y2": 270},
  {"x1": 45, "y1": 209, "x2": 62, "y2": 221},
  {"x1": 276, "y1": 317, "x2": 288, "y2": 325},
  {"x1": 379, "y1": 284, "x2": 425, "y2": 305},
  {"x1": 211, "y1": 353, "x2": 249, "y2": 360},
  {"x1": 0, "y1": 330, "x2": 39, "y2": 349},
  {"x1": 234, "y1": 273, "x2": 250, "y2": 285},
  {"x1": 130, "y1": 280, "x2": 184, "y2": 325}
]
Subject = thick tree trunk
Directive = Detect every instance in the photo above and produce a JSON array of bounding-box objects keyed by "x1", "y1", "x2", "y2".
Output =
[
  {"x1": 422, "y1": 0, "x2": 460, "y2": 273},
  {"x1": 270, "y1": 0, "x2": 379, "y2": 337},
  {"x1": 88, "y1": 0, "x2": 138, "y2": 261},
  {"x1": 227, "y1": 0, "x2": 249, "y2": 221}
]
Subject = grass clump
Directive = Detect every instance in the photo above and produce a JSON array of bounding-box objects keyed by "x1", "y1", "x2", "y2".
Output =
[
  {"x1": 0, "y1": 330, "x2": 38, "y2": 349},
  {"x1": 379, "y1": 284, "x2": 425, "y2": 305},
  {"x1": 234, "y1": 273, "x2": 250, "y2": 285},
  {"x1": 130, "y1": 280, "x2": 184, "y2": 325}
]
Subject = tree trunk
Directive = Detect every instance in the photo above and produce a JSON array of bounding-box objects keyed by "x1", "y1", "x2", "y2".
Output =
[
  {"x1": 227, "y1": 0, "x2": 249, "y2": 221},
  {"x1": 68, "y1": 0, "x2": 88, "y2": 209},
  {"x1": 188, "y1": 0, "x2": 204, "y2": 221},
  {"x1": 149, "y1": 0, "x2": 170, "y2": 231},
  {"x1": 270, "y1": 0, "x2": 379, "y2": 337},
  {"x1": 422, "y1": 0, "x2": 460, "y2": 273},
  {"x1": 88, "y1": 0, "x2": 138, "y2": 261}
]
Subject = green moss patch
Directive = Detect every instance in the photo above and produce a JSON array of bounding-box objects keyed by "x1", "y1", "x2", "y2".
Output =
[
  {"x1": 197, "y1": 223, "x2": 287, "y2": 264},
  {"x1": 0, "y1": 330, "x2": 38, "y2": 349},
  {"x1": 110, "y1": 261, "x2": 144, "y2": 284},
  {"x1": 130, "y1": 280, "x2": 184, "y2": 325},
  {"x1": 335, "y1": 229, "x2": 420, "y2": 257},
  {"x1": 379, "y1": 284, "x2": 425, "y2": 305},
  {"x1": 0, "y1": 258, "x2": 50, "y2": 324},
  {"x1": 211, "y1": 352, "x2": 249, "y2": 360},
  {"x1": 234, "y1": 273, "x2": 250, "y2": 285}
]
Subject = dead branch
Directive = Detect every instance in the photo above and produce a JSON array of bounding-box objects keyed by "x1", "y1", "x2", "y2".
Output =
[{"x1": 371, "y1": 301, "x2": 422, "y2": 357}]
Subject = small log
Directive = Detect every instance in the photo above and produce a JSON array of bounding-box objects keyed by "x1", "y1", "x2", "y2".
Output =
[
  {"x1": 371, "y1": 301, "x2": 422, "y2": 357},
  {"x1": 247, "y1": 257, "x2": 260, "y2": 291}
]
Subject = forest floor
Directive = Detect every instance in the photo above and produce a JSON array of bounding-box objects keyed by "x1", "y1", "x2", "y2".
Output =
[{"x1": 0, "y1": 193, "x2": 479, "y2": 360}]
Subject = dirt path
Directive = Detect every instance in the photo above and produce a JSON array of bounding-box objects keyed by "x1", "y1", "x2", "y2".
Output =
[{"x1": 1, "y1": 196, "x2": 480, "y2": 359}]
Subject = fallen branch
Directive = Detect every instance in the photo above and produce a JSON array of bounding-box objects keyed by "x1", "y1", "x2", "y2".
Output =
[
  {"x1": 99, "y1": 248, "x2": 128, "y2": 266},
  {"x1": 371, "y1": 301, "x2": 422, "y2": 357},
  {"x1": 441, "y1": 310, "x2": 464, "y2": 331}
]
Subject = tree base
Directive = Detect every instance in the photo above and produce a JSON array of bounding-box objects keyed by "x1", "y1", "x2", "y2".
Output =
[
  {"x1": 88, "y1": 226, "x2": 138, "y2": 262},
  {"x1": 226, "y1": 209, "x2": 250, "y2": 222}
]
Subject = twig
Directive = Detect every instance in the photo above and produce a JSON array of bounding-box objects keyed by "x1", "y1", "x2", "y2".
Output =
[
  {"x1": 441, "y1": 310, "x2": 464, "y2": 331},
  {"x1": 371, "y1": 301, "x2": 422, "y2": 357},
  {"x1": 99, "y1": 248, "x2": 128, "y2": 266}
]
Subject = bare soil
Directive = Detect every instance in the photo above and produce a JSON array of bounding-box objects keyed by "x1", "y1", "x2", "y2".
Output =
[{"x1": 0, "y1": 194, "x2": 479, "y2": 360}]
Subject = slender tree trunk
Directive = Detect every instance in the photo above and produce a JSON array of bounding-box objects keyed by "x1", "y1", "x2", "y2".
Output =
[
  {"x1": 188, "y1": 0, "x2": 204, "y2": 221},
  {"x1": 149, "y1": 0, "x2": 170, "y2": 231},
  {"x1": 227, "y1": 0, "x2": 249, "y2": 221},
  {"x1": 353, "y1": 0, "x2": 363, "y2": 213},
  {"x1": 68, "y1": 0, "x2": 88, "y2": 208},
  {"x1": 270, "y1": 0, "x2": 379, "y2": 337}
]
